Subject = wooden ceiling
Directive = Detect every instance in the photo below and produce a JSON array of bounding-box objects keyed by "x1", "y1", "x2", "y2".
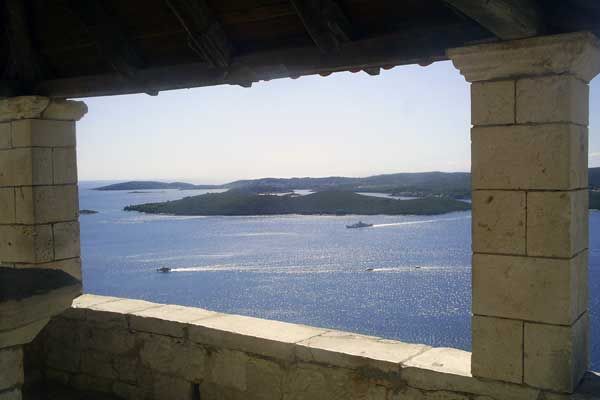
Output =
[{"x1": 1, "y1": 0, "x2": 599, "y2": 98}]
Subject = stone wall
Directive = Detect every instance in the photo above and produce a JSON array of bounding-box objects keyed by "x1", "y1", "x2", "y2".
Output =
[{"x1": 28, "y1": 295, "x2": 599, "y2": 400}]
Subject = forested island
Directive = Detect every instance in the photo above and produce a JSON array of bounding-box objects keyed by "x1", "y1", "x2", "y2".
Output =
[{"x1": 124, "y1": 190, "x2": 470, "y2": 216}]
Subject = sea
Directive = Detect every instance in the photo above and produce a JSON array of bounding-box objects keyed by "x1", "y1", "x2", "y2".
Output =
[{"x1": 79, "y1": 181, "x2": 600, "y2": 370}]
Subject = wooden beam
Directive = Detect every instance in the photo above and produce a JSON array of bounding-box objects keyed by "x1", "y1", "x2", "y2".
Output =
[
  {"x1": 442, "y1": 0, "x2": 542, "y2": 40},
  {"x1": 33, "y1": 23, "x2": 489, "y2": 98},
  {"x1": 67, "y1": 0, "x2": 144, "y2": 80},
  {"x1": 2, "y1": 0, "x2": 42, "y2": 85},
  {"x1": 290, "y1": 0, "x2": 352, "y2": 53},
  {"x1": 166, "y1": 0, "x2": 233, "y2": 68}
]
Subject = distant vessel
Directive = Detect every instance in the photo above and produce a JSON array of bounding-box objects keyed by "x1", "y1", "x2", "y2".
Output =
[
  {"x1": 156, "y1": 267, "x2": 171, "y2": 273},
  {"x1": 346, "y1": 221, "x2": 373, "y2": 229}
]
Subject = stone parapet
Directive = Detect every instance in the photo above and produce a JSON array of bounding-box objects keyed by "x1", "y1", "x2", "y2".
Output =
[{"x1": 28, "y1": 294, "x2": 600, "y2": 400}]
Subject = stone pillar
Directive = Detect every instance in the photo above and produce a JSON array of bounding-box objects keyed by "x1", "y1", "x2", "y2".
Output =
[
  {"x1": 0, "y1": 96, "x2": 87, "y2": 400},
  {"x1": 449, "y1": 32, "x2": 600, "y2": 393}
]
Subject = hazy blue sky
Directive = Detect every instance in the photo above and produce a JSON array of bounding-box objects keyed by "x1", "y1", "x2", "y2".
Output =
[{"x1": 77, "y1": 61, "x2": 600, "y2": 184}]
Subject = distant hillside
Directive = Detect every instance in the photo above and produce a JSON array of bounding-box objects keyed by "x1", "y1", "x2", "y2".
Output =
[
  {"x1": 94, "y1": 181, "x2": 221, "y2": 191},
  {"x1": 124, "y1": 190, "x2": 471, "y2": 216},
  {"x1": 97, "y1": 167, "x2": 600, "y2": 198}
]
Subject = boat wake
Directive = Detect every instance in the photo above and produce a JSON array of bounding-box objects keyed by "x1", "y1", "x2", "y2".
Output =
[{"x1": 372, "y1": 215, "x2": 470, "y2": 228}]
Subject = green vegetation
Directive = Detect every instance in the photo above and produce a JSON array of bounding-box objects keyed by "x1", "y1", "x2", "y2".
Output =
[
  {"x1": 124, "y1": 190, "x2": 470, "y2": 216},
  {"x1": 95, "y1": 181, "x2": 219, "y2": 191}
]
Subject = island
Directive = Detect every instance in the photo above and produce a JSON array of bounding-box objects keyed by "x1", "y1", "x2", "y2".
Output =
[
  {"x1": 124, "y1": 190, "x2": 471, "y2": 216},
  {"x1": 94, "y1": 181, "x2": 221, "y2": 191}
]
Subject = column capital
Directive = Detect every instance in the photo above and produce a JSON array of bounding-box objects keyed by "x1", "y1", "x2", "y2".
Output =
[
  {"x1": 448, "y1": 32, "x2": 600, "y2": 83},
  {"x1": 0, "y1": 96, "x2": 87, "y2": 123}
]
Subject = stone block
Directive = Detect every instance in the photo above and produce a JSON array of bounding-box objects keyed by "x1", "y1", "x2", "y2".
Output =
[
  {"x1": 139, "y1": 333, "x2": 207, "y2": 381},
  {"x1": 471, "y1": 124, "x2": 587, "y2": 190},
  {"x1": 15, "y1": 185, "x2": 78, "y2": 224},
  {"x1": 11, "y1": 119, "x2": 75, "y2": 148},
  {"x1": 151, "y1": 374, "x2": 194, "y2": 400},
  {"x1": 130, "y1": 304, "x2": 218, "y2": 337},
  {"x1": 472, "y1": 316, "x2": 523, "y2": 384},
  {"x1": 0, "y1": 123, "x2": 10, "y2": 149},
  {"x1": 80, "y1": 351, "x2": 115, "y2": 379},
  {"x1": 46, "y1": 342, "x2": 80, "y2": 373},
  {"x1": 448, "y1": 32, "x2": 600, "y2": 83},
  {"x1": 79, "y1": 326, "x2": 136, "y2": 355},
  {"x1": 0, "y1": 97, "x2": 49, "y2": 123},
  {"x1": 246, "y1": 357, "x2": 285, "y2": 400},
  {"x1": 41, "y1": 100, "x2": 88, "y2": 121},
  {"x1": 0, "y1": 319, "x2": 49, "y2": 349},
  {"x1": 86, "y1": 298, "x2": 161, "y2": 329},
  {"x1": 473, "y1": 252, "x2": 587, "y2": 325},
  {"x1": 0, "y1": 148, "x2": 52, "y2": 187},
  {"x1": 0, "y1": 188, "x2": 15, "y2": 224},
  {"x1": 16, "y1": 257, "x2": 82, "y2": 280},
  {"x1": 471, "y1": 80, "x2": 515, "y2": 126},
  {"x1": 296, "y1": 330, "x2": 429, "y2": 372},
  {"x1": 208, "y1": 349, "x2": 248, "y2": 391},
  {"x1": 53, "y1": 221, "x2": 80, "y2": 260},
  {"x1": 517, "y1": 75, "x2": 589, "y2": 125},
  {"x1": 527, "y1": 190, "x2": 588, "y2": 258},
  {"x1": 0, "y1": 389, "x2": 21, "y2": 400},
  {"x1": 0, "y1": 347, "x2": 23, "y2": 391},
  {"x1": 188, "y1": 314, "x2": 328, "y2": 361},
  {"x1": 0, "y1": 224, "x2": 53, "y2": 263},
  {"x1": 72, "y1": 294, "x2": 121, "y2": 310},
  {"x1": 472, "y1": 190, "x2": 525, "y2": 255},
  {"x1": 52, "y1": 148, "x2": 77, "y2": 184},
  {"x1": 524, "y1": 314, "x2": 589, "y2": 392}
]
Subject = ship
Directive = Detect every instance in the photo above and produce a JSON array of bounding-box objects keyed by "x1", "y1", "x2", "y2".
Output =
[
  {"x1": 346, "y1": 221, "x2": 373, "y2": 229},
  {"x1": 156, "y1": 267, "x2": 171, "y2": 273}
]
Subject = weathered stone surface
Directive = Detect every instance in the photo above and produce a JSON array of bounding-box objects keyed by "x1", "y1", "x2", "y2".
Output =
[
  {"x1": 208, "y1": 349, "x2": 248, "y2": 391},
  {"x1": 471, "y1": 124, "x2": 587, "y2": 190},
  {"x1": 0, "y1": 388, "x2": 21, "y2": 400},
  {"x1": 0, "y1": 124, "x2": 10, "y2": 149},
  {"x1": 0, "y1": 148, "x2": 52, "y2": 187},
  {"x1": 80, "y1": 350, "x2": 115, "y2": 379},
  {"x1": 188, "y1": 314, "x2": 328, "y2": 361},
  {"x1": 41, "y1": 100, "x2": 88, "y2": 122},
  {"x1": 46, "y1": 342, "x2": 80, "y2": 373},
  {"x1": 150, "y1": 373, "x2": 194, "y2": 400},
  {"x1": 404, "y1": 347, "x2": 471, "y2": 377},
  {"x1": 296, "y1": 330, "x2": 429, "y2": 372},
  {"x1": 11, "y1": 120, "x2": 75, "y2": 148},
  {"x1": 0, "y1": 97, "x2": 50, "y2": 122},
  {"x1": 130, "y1": 304, "x2": 218, "y2": 337},
  {"x1": 79, "y1": 326, "x2": 136, "y2": 355},
  {"x1": 471, "y1": 80, "x2": 515, "y2": 126},
  {"x1": 246, "y1": 357, "x2": 285, "y2": 400},
  {"x1": 53, "y1": 221, "x2": 80, "y2": 260},
  {"x1": 70, "y1": 373, "x2": 113, "y2": 394},
  {"x1": 527, "y1": 190, "x2": 588, "y2": 258},
  {"x1": 86, "y1": 298, "x2": 160, "y2": 329},
  {"x1": 0, "y1": 224, "x2": 53, "y2": 263},
  {"x1": 0, "y1": 188, "x2": 15, "y2": 224},
  {"x1": 472, "y1": 190, "x2": 525, "y2": 255},
  {"x1": 516, "y1": 75, "x2": 589, "y2": 125},
  {"x1": 473, "y1": 252, "x2": 588, "y2": 325},
  {"x1": 472, "y1": 316, "x2": 523, "y2": 384},
  {"x1": 389, "y1": 387, "x2": 470, "y2": 400},
  {"x1": 0, "y1": 318, "x2": 49, "y2": 349},
  {"x1": 0, "y1": 347, "x2": 23, "y2": 391},
  {"x1": 524, "y1": 315, "x2": 589, "y2": 392},
  {"x1": 15, "y1": 185, "x2": 78, "y2": 224},
  {"x1": 16, "y1": 257, "x2": 82, "y2": 280},
  {"x1": 448, "y1": 32, "x2": 600, "y2": 83},
  {"x1": 72, "y1": 294, "x2": 121, "y2": 310},
  {"x1": 52, "y1": 147, "x2": 78, "y2": 184},
  {"x1": 139, "y1": 333, "x2": 207, "y2": 381}
]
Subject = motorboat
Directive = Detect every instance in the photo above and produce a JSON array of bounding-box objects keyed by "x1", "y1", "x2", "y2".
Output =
[
  {"x1": 156, "y1": 267, "x2": 171, "y2": 273},
  {"x1": 346, "y1": 221, "x2": 373, "y2": 229}
]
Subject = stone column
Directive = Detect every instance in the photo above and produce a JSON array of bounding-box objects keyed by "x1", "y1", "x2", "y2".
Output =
[
  {"x1": 0, "y1": 96, "x2": 87, "y2": 400},
  {"x1": 449, "y1": 32, "x2": 600, "y2": 393}
]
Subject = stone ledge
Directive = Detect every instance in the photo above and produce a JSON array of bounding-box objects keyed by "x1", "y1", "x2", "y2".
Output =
[
  {"x1": 0, "y1": 97, "x2": 87, "y2": 123},
  {"x1": 43, "y1": 294, "x2": 600, "y2": 399}
]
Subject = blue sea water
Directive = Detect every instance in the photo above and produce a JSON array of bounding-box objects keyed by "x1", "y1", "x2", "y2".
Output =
[{"x1": 79, "y1": 181, "x2": 600, "y2": 370}]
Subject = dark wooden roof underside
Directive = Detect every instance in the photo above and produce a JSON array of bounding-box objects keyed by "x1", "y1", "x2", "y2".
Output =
[{"x1": 1, "y1": 0, "x2": 599, "y2": 98}]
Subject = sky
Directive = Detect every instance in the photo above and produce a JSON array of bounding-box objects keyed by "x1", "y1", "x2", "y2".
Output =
[{"x1": 77, "y1": 61, "x2": 600, "y2": 184}]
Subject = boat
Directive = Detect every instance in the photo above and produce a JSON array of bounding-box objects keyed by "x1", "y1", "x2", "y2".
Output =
[
  {"x1": 346, "y1": 221, "x2": 373, "y2": 229},
  {"x1": 156, "y1": 267, "x2": 171, "y2": 273}
]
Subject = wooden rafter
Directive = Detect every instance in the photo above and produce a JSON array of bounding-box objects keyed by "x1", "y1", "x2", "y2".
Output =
[
  {"x1": 34, "y1": 23, "x2": 489, "y2": 98},
  {"x1": 290, "y1": 0, "x2": 352, "y2": 54},
  {"x1": 67, "y1": 0, "x2": 144, "y2": 81},
  {"x1": 166, "y1": 0, "x2": 233, "y2": 68},
  {"x1": 2, "y1": 0, "x2": 42, "y2": 86},
  {"x1": 442, "y1": 0, "x2": 542, "y2": 40}
]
